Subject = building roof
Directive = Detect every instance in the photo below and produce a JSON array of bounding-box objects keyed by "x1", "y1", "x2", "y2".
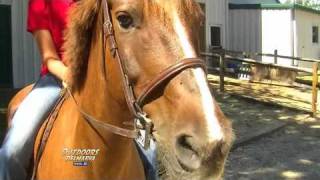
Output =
[
  {"x1": 229, "y1": 0, "x2": 280, "y2": 4},
  {"x1": 229, "y1": 0, "x2": 320, "y2": 15}
]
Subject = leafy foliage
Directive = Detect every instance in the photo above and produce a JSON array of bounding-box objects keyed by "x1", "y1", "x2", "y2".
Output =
[
  {"x1": 300, "y1": 0, "x2": 320, "y2": 10},
  {"x1": 284, "y1": 0, "x2": 320, "y2": 10}
]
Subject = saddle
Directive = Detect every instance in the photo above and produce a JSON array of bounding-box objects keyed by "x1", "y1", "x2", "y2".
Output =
[
  {"x1": 31, "y1": 89, "x2": 68, "y2": 180},
  {"x1": 7, "y1": 84, "x2": 34, "y2": 128},
  {"x1": 7, "y1": 85, "x2": 67, "y2": 180}
]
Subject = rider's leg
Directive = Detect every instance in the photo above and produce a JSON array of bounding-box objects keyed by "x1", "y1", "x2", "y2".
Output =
[
  {"x1": 0, "y1": 74, "x2": 62, "y2": 180},
  {"x1": 135, "y1": 138, "x2": 158, "y2": 180}
]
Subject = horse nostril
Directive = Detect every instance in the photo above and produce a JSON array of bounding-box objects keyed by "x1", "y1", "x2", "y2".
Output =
[{"x1": 175, "y1": 135, "x2": 201, "y2": 171}]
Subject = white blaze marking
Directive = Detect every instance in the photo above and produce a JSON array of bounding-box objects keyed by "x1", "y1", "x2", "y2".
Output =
[
  {"x1": 173, "y1": 13, "x2": 196, "y2": 57},
  {"x1": 192, "y1": 68, "x2": 224, "y2": 141},
  {"x1": 173, "y1": 12, "x2": 224, "y2": 142}
]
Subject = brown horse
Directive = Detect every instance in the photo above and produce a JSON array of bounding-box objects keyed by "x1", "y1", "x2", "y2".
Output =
[{"x1": 8, "y1": 0, "x2": 233, "y2": 179}]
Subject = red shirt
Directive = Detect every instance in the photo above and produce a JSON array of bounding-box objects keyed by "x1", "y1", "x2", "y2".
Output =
[{"x1": 27, "y1": 0, "x2": 74, "y2": 75}]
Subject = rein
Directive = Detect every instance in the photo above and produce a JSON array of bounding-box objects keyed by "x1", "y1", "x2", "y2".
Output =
[
  {"x1": 67, "y1": 88, "x2": 138, "y2": 138},
  {"x1": 69, "y1": 0, "x2": 207, "y2": 149}
]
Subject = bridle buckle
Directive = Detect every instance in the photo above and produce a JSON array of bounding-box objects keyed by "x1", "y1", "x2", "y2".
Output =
[
  {"x1": 135, "y1": 112, "x2": 153, "y2": 150},
  {"x1": 103, "y1": 21, "x2": 113, "y2": 35}
]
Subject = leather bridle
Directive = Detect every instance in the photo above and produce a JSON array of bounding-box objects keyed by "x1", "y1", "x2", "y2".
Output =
[{"x1": 69, "y1": 0, "x2": 207, "y2": 149}]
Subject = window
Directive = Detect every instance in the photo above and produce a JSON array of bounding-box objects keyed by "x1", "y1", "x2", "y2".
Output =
[
  {"x1": 312, "y1": 26, "x2": 319, "y2": 43},
  {"x1": 210, "y1": 26, "x2": 221, "y2": 47}
]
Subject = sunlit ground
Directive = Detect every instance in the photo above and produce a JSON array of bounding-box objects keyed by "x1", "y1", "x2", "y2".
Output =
[
  {"x1": 281, "y1": 170, "x2": 305, "y2": 179},
  {"x1": 296, "y1": 73, "x2": 320, "y2": 83},
  {"x1": 208, "y1": 74, "x2": 320, "y2": 114}
]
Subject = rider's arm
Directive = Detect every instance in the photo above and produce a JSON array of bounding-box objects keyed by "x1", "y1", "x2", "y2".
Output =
[{"x1": 33, "y1": 30, "x2": 68, "y2": 81}]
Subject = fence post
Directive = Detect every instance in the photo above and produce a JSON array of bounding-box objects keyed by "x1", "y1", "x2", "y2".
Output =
[
  {"x1": 312, "y1": 62, "x2": 318, "y2": 117},
  {"x1": 274, "y1": 49, "x2": 278, "y2": 64},
  {"x1": 219, "y1": 49, "x2": 225, "y2": 92}
]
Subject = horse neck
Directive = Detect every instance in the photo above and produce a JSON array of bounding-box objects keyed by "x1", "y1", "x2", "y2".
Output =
[
  {"x1": 64, "y1": 40, "x2": 144, "y2": 177},
  {"x1": 74, "y1": 24, "x2": 132, "y2": 143}
]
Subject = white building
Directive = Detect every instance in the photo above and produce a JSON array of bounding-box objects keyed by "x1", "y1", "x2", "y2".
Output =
[
  {"x1": 197, "y1": 0, "x2": 229, "y2": 51},
  {"x1": 0, "y1": 0, "x2": 228, "y2": 88},
  {"x1": 229, "y1": 0, "x2": 320, "y2": 67}
]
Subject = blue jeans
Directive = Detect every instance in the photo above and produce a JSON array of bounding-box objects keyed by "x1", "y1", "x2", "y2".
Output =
[
  {"x1": 136, "y1": 137, "x2": 158, "y2": 180},
  {"x1": 0, "y1": 74, "x2": 62, "y2": 180}
]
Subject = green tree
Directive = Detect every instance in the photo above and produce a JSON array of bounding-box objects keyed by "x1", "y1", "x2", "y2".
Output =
[
  {"x1": 296, "y1": 0, "x2": 320, "y2": 10},
  {"x1": 283, "y1": 0, "x2": 320, "y2": 10}
]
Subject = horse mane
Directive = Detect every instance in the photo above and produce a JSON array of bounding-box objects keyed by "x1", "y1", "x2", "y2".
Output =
[
  {"x1": 63, "y1": 0, "x2": 203, "y2": 91},
  {"x1": 63, "y1": 0, "x2": 100, "y2": 90}
]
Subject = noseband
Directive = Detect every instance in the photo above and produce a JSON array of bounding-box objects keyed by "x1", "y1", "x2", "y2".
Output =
[{"x1": 70, "y1": 0, "x2": 206, "y2": 149}]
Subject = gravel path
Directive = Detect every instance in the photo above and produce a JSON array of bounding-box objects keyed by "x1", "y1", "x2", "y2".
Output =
[
  {"x1": 226, "y1": 121, "x2": 320, "y2": 180},
  {"x1": 212, "y1": 91, "x2": 320, "y2": 180}
]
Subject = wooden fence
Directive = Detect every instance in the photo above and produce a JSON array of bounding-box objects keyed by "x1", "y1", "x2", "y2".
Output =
[{"x1": 201, "y1": 49, "x2": 319, "y2": 117}]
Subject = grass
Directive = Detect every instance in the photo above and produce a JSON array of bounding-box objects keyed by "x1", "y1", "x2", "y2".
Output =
[
  {"x1": 297, "y1": 74, "x2": 320, "y2": 81},
  {"x1": 296, "y1": 72, "x2": 320, "y2": 86}
]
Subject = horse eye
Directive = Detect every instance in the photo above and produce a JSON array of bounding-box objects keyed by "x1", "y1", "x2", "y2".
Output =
[{"x1": 117, "y1": 14, "x2": 133, "y2": 29}]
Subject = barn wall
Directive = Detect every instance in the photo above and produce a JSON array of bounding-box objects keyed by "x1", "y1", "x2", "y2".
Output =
[
  {"x1": 295, "y1": 9, "x2": 320, "y2": 68},
  {"x1": 228, "y1": 9, "x2": 262, "y2": 54},
  {"x1": 197, "y1": 0, "x2": 228, "y2": 49},
  {"x1": 0, "y1": 0, "x2": 40, "y2": 88},
  {"x1": 261, "y1": 9, "x2": 293, "y2": 66}
]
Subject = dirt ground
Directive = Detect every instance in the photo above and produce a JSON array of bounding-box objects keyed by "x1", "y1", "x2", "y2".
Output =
[
  {"x1": 211, "y1": 85, "x2": 320, "y2": 180},
  {"x1": 226, "y1": 122, "x2": 320, "y2": 180},
  {"x1": 208, "y1": 74, "x2": 320, "y2": 114}
]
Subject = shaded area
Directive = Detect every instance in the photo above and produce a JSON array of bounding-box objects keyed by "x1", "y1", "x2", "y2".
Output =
[
  {"x1": 0, "y1": 88, "x2": 18, "y2": 143},
  {"x1": 0, "y1": 113, "x2": 6, "y2": 144},
  {"x1": 0, "y1": 88, "x2": 18, "y2": 108},
  {"x1": 225, "y1": 122, "x2": 320, "y2": 180},
  {"x1": 210, "y1": 82, "x2": 320, "y2": 180},
  {"x1": 212, "y1": 90, "x2": 310, "y2": 149}
]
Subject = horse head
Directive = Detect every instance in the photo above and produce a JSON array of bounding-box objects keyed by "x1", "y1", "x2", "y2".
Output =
[{"x1": 64, "y1": 0, "x2": 234, "y2": 179}]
